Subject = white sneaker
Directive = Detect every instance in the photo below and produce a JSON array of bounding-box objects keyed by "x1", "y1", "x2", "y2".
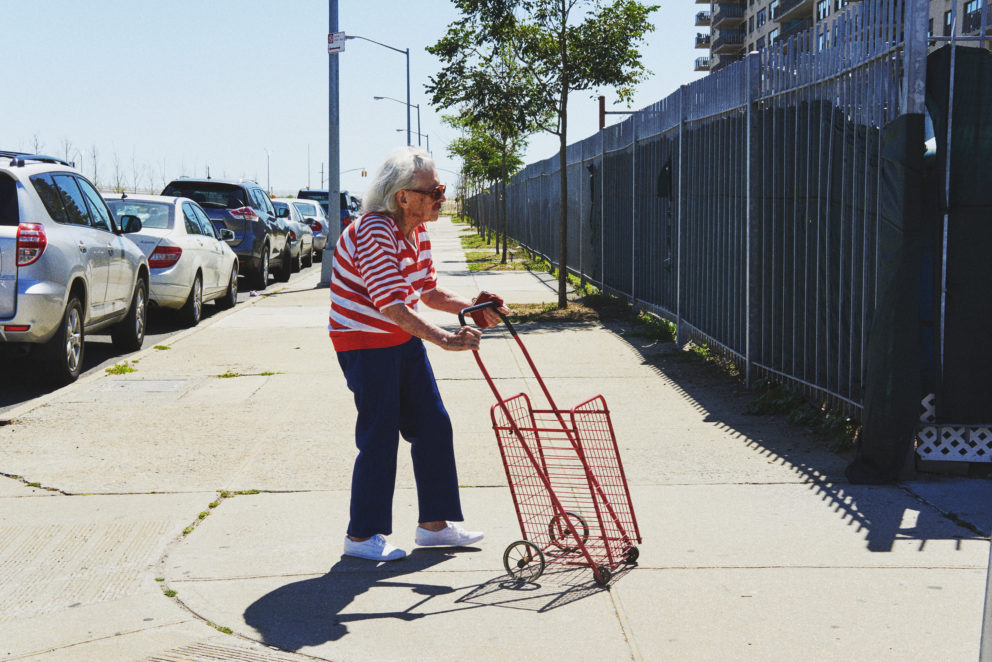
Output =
[
  {"x1": 343, "y1": 534, "x2": 407, "y2": 561},
  {"x1": 415, "y1": 522, "x2": 484, "y2": 547}
]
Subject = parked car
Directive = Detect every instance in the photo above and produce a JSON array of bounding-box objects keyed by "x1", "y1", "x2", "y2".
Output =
[
  {"x1": 0, "y1": 151, "x2": 149, "y2": 383},
  {"x1": 271, "y1": 199, "x2": 315, "y2": 270},
  {"x1": 296, "y1": 188, "x2": 359, "y2": 231},
  {"x1": 162, "y1": 178, "x2": 290, "y2": 291},
  {"x1": 104, "y1": 194, "x2": 239, "y2": 326},
  {"x1": 290, "y1": 198, "x2": 329, "y2": 259}
]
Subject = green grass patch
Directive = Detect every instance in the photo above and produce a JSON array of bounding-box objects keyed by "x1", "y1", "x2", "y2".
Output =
[
  {"x1": 105, "y1": 361, "x2": 136, "y2": 375},
  {"x1": 155, "y1": 577, "x2": 165, "y2": 582},
  {"x1": 746, "y1": 379, "x2": 859, "y2": 451},
  {"x1": 216, "y1": 370, "x2": 242, "y2": 379},
  {"x1": 153, "y1": 345, "x2": 171, "y2": 351},
  {"x1": 163, "y1": 589, "x2": 177, "y2": 597},
  {"x1": 27, "y1": 482, "x2": 41, "y2": 488}
]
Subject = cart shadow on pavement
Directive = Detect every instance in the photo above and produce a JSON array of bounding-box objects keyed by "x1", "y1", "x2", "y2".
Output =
[{"x1": 243, "y1": 549, "x2": 628, "y2": 652}]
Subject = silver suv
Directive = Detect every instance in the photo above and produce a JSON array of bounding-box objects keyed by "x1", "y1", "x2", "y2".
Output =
[{"x1": 0, "y1": 151, "x2": 150, "y2": 383}]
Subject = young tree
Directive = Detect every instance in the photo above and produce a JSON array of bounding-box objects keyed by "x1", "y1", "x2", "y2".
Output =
[
  {"x1": 436, "y1": 0, "x2": 657, "y2": 307},
  {"x1": 429, "y1": 25, "x2": 545, "y2": 264}
]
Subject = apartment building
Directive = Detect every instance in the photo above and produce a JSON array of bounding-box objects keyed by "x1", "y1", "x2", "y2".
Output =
[{"x1": 694, "y1": 0, "x2": 991, "y2": 73}]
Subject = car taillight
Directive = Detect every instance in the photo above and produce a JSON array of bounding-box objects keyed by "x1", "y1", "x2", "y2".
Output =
[
  {"x1": 310, "y1": 221, "x2": 323, "y2": 232},
  {"x1": 16, "y1": 223, "x2": 47, "y2": 266},
  {"x1": 288, "y1": 229, "x2": 297, "y2": 241},
  {"x1": 149, "y1": 245, "x2": 182, "y2": 268},
  {"x1": 229, "y1": 206, "x2": 259, "y2": 221}
]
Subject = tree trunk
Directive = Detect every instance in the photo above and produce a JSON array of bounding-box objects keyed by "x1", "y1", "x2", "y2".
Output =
[
  {"x1": 557, "y1": 98, "x2": 569, "y2": 309},
  {"x1": 500, "y1": 146, "x2": 508, "y2": 264}
]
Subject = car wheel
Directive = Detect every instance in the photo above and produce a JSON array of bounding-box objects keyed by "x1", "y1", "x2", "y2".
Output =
[
  {"x1": 44, "y1": 295, "x2": 85, "y2": 384},
  {"x1": 181, "y1": 274, "x2": 203, "y2": 327},
  {"x1": 275, "y1": 246, "x2": 293, "y2": 282},
  {"x1": 216, "y1": 264, "x2": 238, "y2": 310},
  {"x1": 303, "y1": 244, "x2": 313, "y2": 268},
  {"x1": 111, "y1": 277, "x2": 147, "y2": 351},
  {"x1": 251, "y1": 246, "x2": 269, "y2": 291},
  {"x1": 291, "y1": 247, "x2": 301, "y2": 274},
  {"x1": 314, "y1": 246, "x2": 323, "y2": 263}
]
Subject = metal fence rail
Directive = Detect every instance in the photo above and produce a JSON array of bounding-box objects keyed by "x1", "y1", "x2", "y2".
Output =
[{"x1": 470, "y1": 0, "x2": 928, "y2": 418}]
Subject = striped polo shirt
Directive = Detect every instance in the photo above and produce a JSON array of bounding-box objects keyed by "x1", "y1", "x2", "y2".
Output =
[{"x1": 329, "y1": 212, "x2": 437, "y2": 351}]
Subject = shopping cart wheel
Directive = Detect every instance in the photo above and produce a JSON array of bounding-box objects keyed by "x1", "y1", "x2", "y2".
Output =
[
  {"x1": 594, "y1": 565, "x2": 613, "y2": 586},
  {"x1": 503, "y1": 540, "x2": 545, "y2": 582},
  {"x1": 548, "y1": 511, "x2": 589, "y2": 551},
  {"x1": 623, "y1": 546, "x2": 640, "y2": 564}
]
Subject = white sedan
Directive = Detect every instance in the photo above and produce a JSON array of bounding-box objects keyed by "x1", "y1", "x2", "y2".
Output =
[{"x1": 104, "y1": 194, "x2": 239, "y2": 326}]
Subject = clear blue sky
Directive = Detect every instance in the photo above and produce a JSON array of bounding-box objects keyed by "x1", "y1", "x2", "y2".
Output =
[{"x1": 3, "y1": 0, "x2": 703, "y2": 198}]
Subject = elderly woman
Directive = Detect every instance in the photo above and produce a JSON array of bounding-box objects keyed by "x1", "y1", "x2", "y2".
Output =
[{"x1": 329, "y1": 146, "x2": 506, "y2": 562}]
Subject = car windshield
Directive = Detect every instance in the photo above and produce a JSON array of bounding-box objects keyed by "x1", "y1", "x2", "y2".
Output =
[
  {"x1": 293, "y1": 201, "x2": 319, "y2": 217},
  {"x1": 162, "y1": 182, "x2": 246, "y2": 209},
  {"x1": 272, "y1": 201, "x2": 288, "y2": 212},
  {"x1": 106, "y1": 199, "x2": 172, "y2": 229}
]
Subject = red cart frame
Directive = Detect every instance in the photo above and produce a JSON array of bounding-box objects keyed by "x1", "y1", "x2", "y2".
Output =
[{"x1": 460, "y1": 303, "x2": 642, "y2": 585}]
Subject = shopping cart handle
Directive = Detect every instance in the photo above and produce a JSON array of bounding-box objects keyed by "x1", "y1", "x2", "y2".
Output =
[{"x1": 458, "y1": 301, "x2": 516, "y2": 335}]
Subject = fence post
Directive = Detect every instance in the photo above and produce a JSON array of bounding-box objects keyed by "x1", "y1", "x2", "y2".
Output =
[
  {"x1": 745, "y1": 52, "x2": 762, "y2": 388},
  {"x1": 676, "y1": 85, "x2": 686, "y2": 348},
  {"x1": 631, "y1": 117, "x2": 638, "y2": 304}
]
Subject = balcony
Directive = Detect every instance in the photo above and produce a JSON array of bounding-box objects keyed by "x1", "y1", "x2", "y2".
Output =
[
  {"x1": 712, "y1": 29, "x2": 746, "y2": 53},
  {"x1": 712, "y1": 53, "x2": 745, "y2": 71},
  {"x1": 773, "y1": 0, "x2": 814, "y2": 23},
  {"x1": 712, "y1": 3, "x2": 745, "y2": 28},
  {"x1": 964, "y1": 9, "x2": 992, "y2": 34},
  {"x1": 695, "y1": 10, "x2": 712, "y2": 26},
  {"x1": 696, "y1": 32, "x2": 712, "y2": 48},
  {"x1": 779, "y1": 17, "x2": 813, "y2": 41},
  {"x1": 695, "y1": 56, "x2": 712, "y2": 71}
]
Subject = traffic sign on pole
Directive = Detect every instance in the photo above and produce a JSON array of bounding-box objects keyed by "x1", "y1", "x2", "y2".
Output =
[{"x1": 328, "y1": 31, "x2": 346, "y2": 54}]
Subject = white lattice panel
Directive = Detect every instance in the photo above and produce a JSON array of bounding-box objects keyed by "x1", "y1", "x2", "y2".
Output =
[
  {"x1": 917, "y1": 425, "x2": 992, "y2": 462},
  {"x1": 920, "y1": 393, "x2": 936, "y2": 423}
]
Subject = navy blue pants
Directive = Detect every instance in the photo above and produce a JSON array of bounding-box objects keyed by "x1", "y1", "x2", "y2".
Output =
[{"x1": 337, "y1": 337, "x2": 464, "y2": 538}]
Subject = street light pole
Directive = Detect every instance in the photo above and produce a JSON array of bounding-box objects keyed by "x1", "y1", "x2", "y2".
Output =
[
  {"x1": 347, "y1": 35, "x2": 411, "y2": 146},
  {"x1": 395, "y1": 129, "x2": 430, "y2": 155},
  {"x1": 374, "y1": 96, "x2": 420, "y2": 146},
  {"x1": 264, "y1": 148, "x2": 271, "y2": 194},
  {"x1": 321, "y1": 0, "x2": 342, "y2": 286}
]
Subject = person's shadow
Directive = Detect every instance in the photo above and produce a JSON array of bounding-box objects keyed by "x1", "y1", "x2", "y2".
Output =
[{"x1": 243, "y1": 549, "x2": 462, "y2": 652}]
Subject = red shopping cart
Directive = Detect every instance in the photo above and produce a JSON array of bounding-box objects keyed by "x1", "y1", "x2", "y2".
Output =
[{"x1": 459, "y1": 302, "x2": 642, "y2": 586}]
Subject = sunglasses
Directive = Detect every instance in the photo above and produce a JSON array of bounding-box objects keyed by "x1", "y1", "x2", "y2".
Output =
[{"x1": 406, "y1": 184, "x2": 446, "y2": 201}]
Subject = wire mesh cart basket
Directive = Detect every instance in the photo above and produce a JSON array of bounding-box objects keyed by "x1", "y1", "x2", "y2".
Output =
[{"x1": 460, "y1": 303, "x2": 642, "y2": 586}]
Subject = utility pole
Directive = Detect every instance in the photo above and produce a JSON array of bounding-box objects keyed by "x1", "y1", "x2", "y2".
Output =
[{"x1": 320, "y1": 0, "x2": 341, "y2": 285}]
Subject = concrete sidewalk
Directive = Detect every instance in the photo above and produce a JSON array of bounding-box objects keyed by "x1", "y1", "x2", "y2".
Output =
[{"x1": 0, "y1": 216, "x2": 989, "y2": 661}]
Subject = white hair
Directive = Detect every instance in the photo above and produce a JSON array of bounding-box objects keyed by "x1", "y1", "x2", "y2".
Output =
[{"x1": 362, "y1": 146, "x2": 435, "y2": 215}]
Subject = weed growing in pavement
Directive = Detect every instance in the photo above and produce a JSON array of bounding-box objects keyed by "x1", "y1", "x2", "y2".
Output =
[
  {"x1": 155, "y1": 577, "x2": 165, "y2": 582},
  {"x1": 208, "y1": 500, "x2": 220, "y2": 509},
  {"x1": 216, "y1": 370, "x2": 281, "y2": 378},
  {"x1": 105, "y1": 361, "x2": 136, "y2": 375},
  {"x1": 211, "y1": 623, "x2": 233, "y2": 635},
  {"x1": 27, "y1": 482, "x2": 40, "y2": 488},
  {"x1": 745, "y1": 379, "x2": 859, "y2": 451},
  {"x1": 216, "y1": 370, "x2": 242, "y2": 378},
  {"x1": 163, "y1": 589, "x2": 177, "y2": 597},
  {"x1": 153, "y1": 345, "x2": 170, "y2": 351},
  {"x1": 198, "y1": 511, "x2": 209, "y2": 520},
  {"x1": 182, "y1": 525, "x2": 195, "y2": 535}
]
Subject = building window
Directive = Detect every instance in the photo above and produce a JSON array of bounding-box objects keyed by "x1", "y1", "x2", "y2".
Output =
[
  {"x1": 748, "y1": 42, "x2": 754, "y2": 51},
  {"x1": 770, "y1": 0, "x2": 781, "y2": 19},
  {"x1": 928, "y1": 17, "x2": 933, "y2": 38},
  {"x1": 945, "y1": 9, "x2": 953, "y2": 28},
  {"x1": 749, "y1": 15, "x2": 755, "y2": 32},
  {"x1": 816, "y1": 0, "x2": 829, "y2": 20},
  {"x1": 756, "y1": 36, "x2": 766, "y2": 49},
  {"x1": 966, "y1": 0, "x2": 981, "y2": 14},
  {"x1": 834, "y1": 0, "x2": 848, "y2": 11},
  {"x1": 769, "y1": 27, "x2": 780, "y2": 44},
  {"x1": 757, "y1": 8, "x2": 766, "y2": 26}
]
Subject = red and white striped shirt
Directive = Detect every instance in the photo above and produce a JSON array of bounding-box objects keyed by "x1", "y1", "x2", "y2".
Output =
[{"x1": 329, "y1": 212, "x2": 437, "y2": 351}]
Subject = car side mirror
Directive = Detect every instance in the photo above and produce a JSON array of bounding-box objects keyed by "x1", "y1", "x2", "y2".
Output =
[
  {"x1": 276, "y1": 207, "x2": 289, "y2": 218},
  {"x1": 120, "y1": 214, "x2": 143, "y2": 233},
  {"x1": 219, "y1": 228, "x2": 235, "y2": 241}
]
